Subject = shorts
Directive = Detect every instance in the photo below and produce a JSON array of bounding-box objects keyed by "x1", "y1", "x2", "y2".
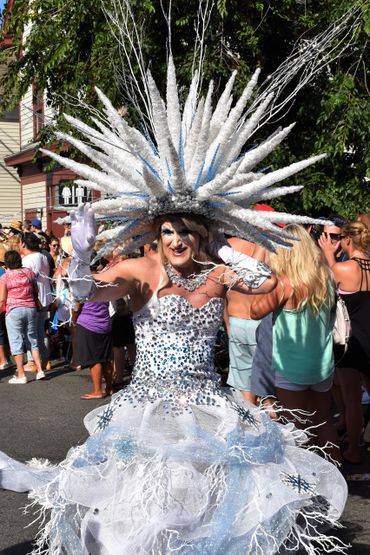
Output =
[
  {"x1": 227, "y1": 317, "x2": 260, "y2": 391},
  {"x1": 74, "y1": 324, "x2": 113, "y2": 368},
  {"x1": 275, "y1": 371, "x2": 334, "y2": 392},
  {"x1": 5, "y1": 307, "x2": 39, "y2": 355}
]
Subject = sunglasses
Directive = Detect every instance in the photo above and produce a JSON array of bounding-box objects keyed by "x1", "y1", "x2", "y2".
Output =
[{"x1": 324, "y1": 232, "x2": 341, "y2": 241}]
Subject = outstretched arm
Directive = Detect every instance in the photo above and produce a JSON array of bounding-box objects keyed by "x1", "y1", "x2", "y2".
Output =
[
  {"x1": 68, "y1": 203, "x2": 98, "y2": 301},
  {"x1": 69, "y1": 204, "x2": 134, "y2": 302}
]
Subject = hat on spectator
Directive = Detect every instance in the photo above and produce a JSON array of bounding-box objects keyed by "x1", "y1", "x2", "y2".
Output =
[
  {"x1": 31, "y1": 219, "x2": 42, "y2": 228},
  {"x1": 254, "y1": 203, "x2": 285, "y2": 227},
  {"x1": 60, "y1": 236, "x2": 73, "y2": 256},
  {"x1": 9, "y1": 220, "x2": 23, "y2": 234}
]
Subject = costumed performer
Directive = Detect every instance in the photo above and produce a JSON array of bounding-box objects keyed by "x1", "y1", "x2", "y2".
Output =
[{"x1": 0, "y1": 43, "x2": 348, "y2": 555}]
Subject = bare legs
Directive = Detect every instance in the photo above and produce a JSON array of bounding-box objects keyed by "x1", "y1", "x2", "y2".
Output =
[
  {"x1": 81, "y1": 361, "x2": 113, "y2": 399},
  {"x1": 13, "y1": 349, "x2": 42, "y2": 379},
  {"x1": 13, "y1": 354, "x2": 26, "y2": 379}
]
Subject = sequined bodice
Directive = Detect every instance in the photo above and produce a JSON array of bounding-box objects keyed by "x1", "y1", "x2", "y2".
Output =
[{"x1": 116, "y1": 295, "x2": 225, "y2": 413}]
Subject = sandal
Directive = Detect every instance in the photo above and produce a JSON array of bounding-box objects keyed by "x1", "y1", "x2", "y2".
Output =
[{"x1": 80, "y1": 393, "x2": 108, "y2": 400}]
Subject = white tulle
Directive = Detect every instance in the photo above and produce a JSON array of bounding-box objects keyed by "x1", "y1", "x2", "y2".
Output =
[{"x1": 0, "y1": 295, "x2": 347, "y2": 554}]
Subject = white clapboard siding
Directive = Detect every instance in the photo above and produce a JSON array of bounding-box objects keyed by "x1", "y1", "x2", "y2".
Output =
[
  {"x1": 23, "y1": 180, "x2": 47, "y2": 229},
  {"x1": 20, "y1": 85, "x2": 34, "y2": 147},
  {"x1": 0, "y1": 120, "x2": 21, "y2": 225},
  {"x1": 44, "y1": 101, "x2": 55, "y2": 123}
]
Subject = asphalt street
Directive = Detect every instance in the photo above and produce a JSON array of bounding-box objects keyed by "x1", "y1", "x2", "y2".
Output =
[{"x1": 0, "y1": 363, "x2": 369, "y2": 555}]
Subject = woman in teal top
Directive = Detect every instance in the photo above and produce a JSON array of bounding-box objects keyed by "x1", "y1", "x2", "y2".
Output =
[{"x1": 251, "y1": 224, "x2": 340, "y2": 461}]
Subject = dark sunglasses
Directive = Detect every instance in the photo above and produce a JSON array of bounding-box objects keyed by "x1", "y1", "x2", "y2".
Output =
[{"x1": 324, "y1": 232, "x2": 341, "y2": 241}]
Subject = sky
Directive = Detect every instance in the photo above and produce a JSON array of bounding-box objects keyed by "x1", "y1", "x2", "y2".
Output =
[{"x1": 0, "y1": 0, "x2": 5, "y2": 21}]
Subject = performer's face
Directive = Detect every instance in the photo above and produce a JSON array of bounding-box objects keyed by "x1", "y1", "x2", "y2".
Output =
[{"x1": 160, "y1": 220, "x2": 200, "y2": 270}]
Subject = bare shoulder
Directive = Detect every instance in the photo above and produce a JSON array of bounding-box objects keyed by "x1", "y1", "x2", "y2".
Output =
[
  {"x1": 227, "y1": 237, "x2": 255, "y2": 256},
  {"x1": 332, "y1": 259, "x2": 358, "y2": 277},
  {"x1": 332, "y1": 259, "x2": 360, "y2": 289}
]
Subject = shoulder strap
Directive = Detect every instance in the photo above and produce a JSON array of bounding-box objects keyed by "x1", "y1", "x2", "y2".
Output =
[{"x1": 352, "y1": 257, "x2": 370, "y2": 290}]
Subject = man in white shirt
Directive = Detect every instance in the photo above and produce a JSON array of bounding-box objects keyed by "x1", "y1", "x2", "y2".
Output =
[{"x1": 20, "y1": 233, "x2": 53, "y2": 373}]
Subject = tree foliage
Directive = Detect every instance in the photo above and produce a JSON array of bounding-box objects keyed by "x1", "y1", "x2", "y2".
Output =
[{"x1": 1, "y1": 0, "x2": 369, "y2": 218}]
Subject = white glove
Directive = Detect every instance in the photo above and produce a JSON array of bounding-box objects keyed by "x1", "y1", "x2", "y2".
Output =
[
  {"x1": 69, "y1": 203, "x2": 97, "y2": 301},
  {"x1": 210, "y1": 241, "x2": 272, "y2": 289}
]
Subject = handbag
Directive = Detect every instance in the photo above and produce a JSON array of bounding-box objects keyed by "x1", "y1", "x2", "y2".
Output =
[{"x1": 330, "y1": 294, "x2": 351, "y2": 362}]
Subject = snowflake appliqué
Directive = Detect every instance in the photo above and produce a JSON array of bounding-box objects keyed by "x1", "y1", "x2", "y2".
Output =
[
  {"x1": 115, "y1": 439, "x2": 135, "y2": 460},
  {"x1": 280, "y1": 472, "x2": 316, "y2": 495},
  {"x1": 96, "y1": 406, "x2": 115, "y2": 431},
  {"x1": 234, "y1": 404, "x2": 259, "y2": 427}
]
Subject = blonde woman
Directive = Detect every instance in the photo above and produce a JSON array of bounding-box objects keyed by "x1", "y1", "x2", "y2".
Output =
[
  {"x1": 251, "y1": 224, "x2": 339, "y2": 459},
  {"x1": 320, "y1": 221, "x2": 370, "y2": 463}
]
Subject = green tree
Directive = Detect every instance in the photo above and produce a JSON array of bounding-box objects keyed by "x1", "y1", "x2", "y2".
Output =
[{"x1": 1, "y1": 0, "x2": 369, "y2": 218}]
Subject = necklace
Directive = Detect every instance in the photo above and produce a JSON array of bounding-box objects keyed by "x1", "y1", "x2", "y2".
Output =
[{"x1": 165, "y1": 263, "x2": 208, "y2": 292}]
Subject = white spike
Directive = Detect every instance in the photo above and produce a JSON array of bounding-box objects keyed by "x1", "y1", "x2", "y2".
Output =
[
  {"x1": 187, "y1": 81, "x2": 214, "y2": 186},
  {"x1": 183, "y1": 97, "x2": 205, "y2": 171},
  {"x1": 237, "y1": 124, "x2": 296, "y2": 174},
  {"x1": 219, "y1": 93, "x2": 274, "y2": 171},
  {"x1": 91, "y1": 197, "x2": 147, "y2": 214},
  {"x1": 182, "y1": 69, "x2": 199, "y2": 144},
  {"x1": 147, "y1": 72, "x2": 179, "y2": 187},
  {"x1": 95, "y1": 87, "x2": 158, "y2": 167},
  {"x1": 166, "y1": 55, "x2": 181, "y2": 151},
  {"x1": 209, "y1": 70, "x2": 237, "y2": 140},
  {"x1": 232, "y1": 154, "x2": 326, "y2": 199},
  {"x1": 196, "y1": 159, "x2": 252, "y2": 199},
  {"x1": 204, "y1": 68, "x2": 261, "y2": 170},
  {"x1": 238, "y1": 185, "x2": 304, "y2": 204},
  {"x1": 39, "y1": 149, "x2": 139, "y2": 195}
]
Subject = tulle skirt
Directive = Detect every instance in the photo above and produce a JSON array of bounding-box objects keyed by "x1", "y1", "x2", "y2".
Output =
[{"x1": 0, "y1": 390, "x2": 347, "y2": 554}]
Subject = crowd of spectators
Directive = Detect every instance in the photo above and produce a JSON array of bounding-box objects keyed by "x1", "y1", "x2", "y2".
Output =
[{"x1": 0, "y1": 210, "x2": 369, "y2": 464}]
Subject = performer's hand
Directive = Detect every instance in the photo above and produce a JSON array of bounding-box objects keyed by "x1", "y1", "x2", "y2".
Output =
[{"x1": 70, "y1": 203, "x2": 96, "y2": 264}]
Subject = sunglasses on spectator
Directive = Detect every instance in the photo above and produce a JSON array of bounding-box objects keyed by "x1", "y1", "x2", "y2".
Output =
[
  {"x1": 324, "y1": 232, "x2": 341, "y2": 241},
  {"x1": 51, "y1": 243, "x2": 59, "y2": 247}
]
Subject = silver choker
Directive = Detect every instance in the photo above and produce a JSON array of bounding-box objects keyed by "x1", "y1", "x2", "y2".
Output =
[{"x1": 165, "y1": 264, "x2": 208, "y2": 292}]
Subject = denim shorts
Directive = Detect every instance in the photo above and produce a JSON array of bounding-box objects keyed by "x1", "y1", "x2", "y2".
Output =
[
  {"x1": 275, "y1": 371, "x2": 334, "y2": 392},
  {"x1": 5, "y1": 307, "x2": 39, "y2": 356}
]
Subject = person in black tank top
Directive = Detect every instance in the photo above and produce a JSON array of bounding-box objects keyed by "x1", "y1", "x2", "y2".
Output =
[{"x1": 320, "y1": 221, "x2": 370, "y2": 464}]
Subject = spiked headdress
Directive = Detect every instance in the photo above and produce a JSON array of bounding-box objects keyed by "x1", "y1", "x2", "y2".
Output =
[{"x1": 42, "y1": 55, "x2": 328, "y2": 255}]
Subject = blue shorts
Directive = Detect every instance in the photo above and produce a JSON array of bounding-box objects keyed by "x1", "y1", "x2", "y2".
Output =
[
  {"x1": 5, "y1": 307, "x2": 39, "y2": 356},
  {"x1": 275, "y1": 371, "x2": 334, "y2": 392},
  {"x1": 227, "y1": 317, "x2": 260, "y2": 391}
]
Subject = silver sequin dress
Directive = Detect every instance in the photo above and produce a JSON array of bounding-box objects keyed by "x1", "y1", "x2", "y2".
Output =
[{"x1": 0, "y1": 294, "x2": 347, "y2": 554}]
